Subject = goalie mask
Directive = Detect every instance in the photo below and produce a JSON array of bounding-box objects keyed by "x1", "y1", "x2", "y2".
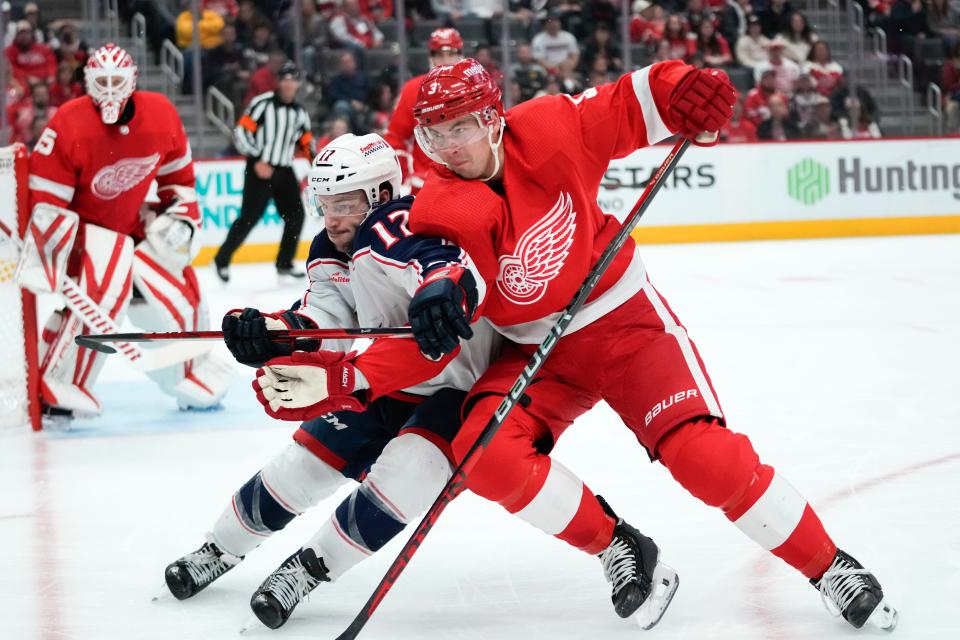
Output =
[
  {"x1": 85, "y1": 43, "x2": 137, "y2": 125},
  {"x1": 306, "y1": 133, "x2": 402, "y2": 219}
]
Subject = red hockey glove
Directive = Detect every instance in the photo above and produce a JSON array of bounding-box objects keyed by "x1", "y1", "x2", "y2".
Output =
[
  {"x1": 668, "y1": 68, "x2": 736, "y2": 146},
  {"x1": 408, "y1": 265, "x2": 478, "y2": 360},
  {"x1": 253, "y1": 350, "x2": 368, "y2": 421}
]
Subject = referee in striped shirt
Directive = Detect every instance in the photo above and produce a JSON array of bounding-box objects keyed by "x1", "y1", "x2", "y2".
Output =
[{"x1": 214, "y1": 62, "x2": 314, "y2": 281}]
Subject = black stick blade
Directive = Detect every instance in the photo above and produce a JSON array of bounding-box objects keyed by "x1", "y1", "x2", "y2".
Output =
[{"x1": 74, "y1": 335, "x2": 117, "y2": 354}]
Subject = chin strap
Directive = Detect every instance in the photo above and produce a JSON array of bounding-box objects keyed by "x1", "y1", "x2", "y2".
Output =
[{"x1": 482, "y1": 116, "x2": 506, "y2": 182}]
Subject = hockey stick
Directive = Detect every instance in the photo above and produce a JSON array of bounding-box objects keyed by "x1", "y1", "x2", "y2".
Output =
[
  {"x1": 0, "y1": 219, "x2": 212, "y2": 372},
  {"x1": 335, "y1": 137, "x2": 692, "y2": 640},
  {"x1": 75, "y1": 327, "x2": 414, "y2": 354}
]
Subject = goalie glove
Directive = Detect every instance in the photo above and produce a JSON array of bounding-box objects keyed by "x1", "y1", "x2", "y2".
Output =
[
  {"x1": 668, "y1": 68, "x2": 736, "y2": 147},
  {"x1": 253, "y1": 350, "x2": 369, "y2": 421},
  {"x1": 408, "y1": 265, "x2": 478, "y2": 360},
  {"x1": 222, "y1": 307, "x2": 319, "y2": 368},
  {"x1": 144, "y1": 185, "x2": 201, "y2": 269}
]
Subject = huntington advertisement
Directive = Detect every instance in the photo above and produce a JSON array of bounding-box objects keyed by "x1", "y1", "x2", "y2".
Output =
[{"x1": 191, "y1": 138, "x2": 960, "y2": 261}]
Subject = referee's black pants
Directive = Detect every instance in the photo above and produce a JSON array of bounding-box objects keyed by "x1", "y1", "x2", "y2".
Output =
[{"x1": 215, "y1": 159, "x2": 305, "y2": 270}]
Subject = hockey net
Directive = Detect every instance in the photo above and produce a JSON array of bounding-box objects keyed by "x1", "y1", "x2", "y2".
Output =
[{"x1": 0, "y1": 143, "x2": 41, "y2": 430}]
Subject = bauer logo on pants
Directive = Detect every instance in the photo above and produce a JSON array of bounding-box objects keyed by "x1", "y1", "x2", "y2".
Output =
[{"x1": 645, "y1": 389, "x2": 699, "y2": 427}]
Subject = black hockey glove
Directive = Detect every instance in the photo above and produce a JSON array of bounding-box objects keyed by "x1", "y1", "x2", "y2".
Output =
[
  {"x1": 222, "y1": 307, "x2": 317, "y2": 367},
  {"x1": 408, "y1": 266, "x2": 479, "y2": 360}
]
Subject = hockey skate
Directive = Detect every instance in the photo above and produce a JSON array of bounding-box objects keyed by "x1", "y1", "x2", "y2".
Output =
[
  {"x1": 250, "y1": 547, "x2": 330, "y2": 629},
  {"x1": 812, "y1": 549, "x2": 898, "y2": 631},
  {"x1": 596, "y1": 496, "x2": 679, "y2": 629},
  {"x1": 164, "y1": 536, "x2": 242, "y2": 600}
]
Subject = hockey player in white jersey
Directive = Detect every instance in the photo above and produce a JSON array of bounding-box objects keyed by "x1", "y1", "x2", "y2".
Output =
[{"x1": 163, "y1": 133, "x2": 500, "y2": 629}]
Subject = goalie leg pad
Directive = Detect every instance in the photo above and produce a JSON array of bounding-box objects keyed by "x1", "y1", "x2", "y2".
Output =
[
  {"x1": 211, "y1": 443, "x2": 348, "y2": 557},
  {"x1": 658, "y1": 417, "x2": 837, "y2": 578},
  {"x1": 131, "y1": 249, "x2": 233, "y2": 408},
  {"x1": 305, "y1": 432, "x2": 453, "y2": 579},
  {"x1": 15, "y1": 203, "x2": 79, "y2": 294},
  {"x1": 40, "y1": 224, "x2": 134, "y2": 415}
]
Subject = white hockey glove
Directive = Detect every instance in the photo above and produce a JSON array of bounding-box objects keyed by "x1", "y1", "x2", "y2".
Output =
[
  {"x1": 254, "y1": 350, "x2": 369, "y2": 421},
  {"x1": 145, "y1": 214, "x2": 195, "y2": 270}
]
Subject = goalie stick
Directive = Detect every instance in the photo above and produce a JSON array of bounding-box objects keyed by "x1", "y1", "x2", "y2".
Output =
[
  {"x1": 75, "y1": 327, "x2": 414, "y2": 354},
  {"x1": 0, "y1": 219, "x2": 214, "y2": 372},
  {"x1": 335, "y1": 137, "x2": 692, "y2": 640}
]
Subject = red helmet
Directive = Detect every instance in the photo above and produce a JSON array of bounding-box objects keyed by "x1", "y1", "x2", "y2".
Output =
[
  {"x1": 413, "y1": 59, "x2": 502, "y2": 127},
  {"x1": 428, "y1": 28, "x2": 463, "y2": 53}
]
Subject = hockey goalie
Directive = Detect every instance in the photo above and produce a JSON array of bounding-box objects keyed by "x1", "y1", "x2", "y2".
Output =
[{"x1": 22, "y1": 43, "x2": 232, "y2": 418}]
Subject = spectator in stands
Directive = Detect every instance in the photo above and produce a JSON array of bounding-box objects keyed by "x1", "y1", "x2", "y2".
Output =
[
  {"x1": 690, "y1": 19, "x2": 733, "y2": 66},
  {"x1": 757, "y1": 93, "x2": 800, "y2": 139},
  {"x1": 431, "y1": 0, "x2": 468, "y2": 23},
  {"x1": 839, "y1": 96, "x2": 882, "y2": 138},
  {"x1": 512, "y1": 43, "x2": 549, "y2": 102},
  {"x1": 207, "y1": 23, "x2": 249, "y2": 104},
  {"x1": 316, "y1": 114, "x2": 352, "y2": 147},
  {"x1": 48, "y1": 61, "x2": 83, "y2": 107},
  {"x1": 942, "y1": 42, "x2": 960, "y2": 131},
  {"x1": 890, "y1": 0, "x2": 933, "y2": 41},
  {"x1": 331, "y1": 0, "x2": 385, "y2": 63},
  {"x1": 663, "y1": 13, "x2": 692, "y2": 60},
  {"x1": 928, "y1": 0, "x2": 960, "y2": 49},
  {"x1": 581, "y1": 22, "x2": 623, "y2": 75},
  {"x1": 582, "y1": 0, "x2": 620, "y2": 37},
  {"x1": 781, "y1": 11, "x2": 817, "y2": 64},
  {"x1": 556, "y1": 57, "x2": 585, "y2": 94},
  {"x1": 720, "y1": 94, "x2": 758, "y2": 142},
  {"x1": 652, "y1": 38, "x2": 673, "y2": 62},
  {"x1": 685, "y1": 0, "x2": 716, "y2": 34},
  {"x1": 474, "y1": 44, "x2": 505, "y2": 87},
  {"x1": 176, "y1": 0, "x2": 227, "y2": 49},
  {"x1": 532, "y1": 13, "x2": 580, "y2": 73},
  {"x1": 244, "y1": 49, "x2": 286, "y2": 106},
  {"x1": 631, "y1": 1, "x2": 666, "y2": 46},
  {"x1": 736, "y1": 15, "x2": 770, "y2": 69},
  {"x1": 360, "y1": 0, "x2": 395, "y2": 23},
  {"x1": 367, "y1": 82, "x2": 394, "y2": 133},
  {"x1": 4, "y1": 2, "x2": 44, "y2": 45},
  {"x1": 804, "y1": 94, "x2": 841, "y2": 139},
  {"x1": 4, "y1": 20, "x2": 55, "y2": 86},
  {"x1": 804, "y1": 40, "x2": 844, "y2": 96},
  {"x1": 760, "y1": 0, "x2": 793, "y2": 38},
  {"x1": 52, "y1": 22, "x2": 86, "y2": 80},
  {"x1": 790, "y1": 72, "x2": 822, "y2": 128},
  {"x1": 235, "y1": 0, "x2": 266, "y2": 46},
  {"x1": 744, "y1": 67, "x2": 783, "y2": 125},
  {"x1": 720, "y1": 0, "x2": 755, "y2": 46},
  {"x1": 244, "y1": 22, "x2": 276, "y2": 71},
  {"x1": 9, "y1": 81, "x2": 55, "y2": 144},
  {"x1": 3, "y1": 63, "x2": 25, "y2": 112},
  {"x1": 828, "y1": 74, "x2": 880, "y2": 123},
  {"x1": 278, "y1": 0, "x2": 329, "y2": 80},
  {"x1": 327, "y1": 51, "x2": 372, "y2": 125},
  {"x1": 754, "y1": 38, "x2": 800, "y2": 95}
]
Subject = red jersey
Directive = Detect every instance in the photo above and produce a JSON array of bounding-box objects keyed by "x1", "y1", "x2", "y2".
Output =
[
  {"x1": 410, "y1": 61, "x2": 691, "y2": 337},
  {"x1": 28, "y1": 91, "x2": 197, "y2": 239},
  {"x1": 383, "y1": 74, "x2": 434, "y2": 185}
]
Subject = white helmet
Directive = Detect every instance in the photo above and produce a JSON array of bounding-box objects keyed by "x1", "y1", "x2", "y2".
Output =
[
  {"x1": 307, "y1": 133, "x2": 402, "y2": 217},
  {"x1": 84, "y1": 43, "x2": 138, "y2": 124}
]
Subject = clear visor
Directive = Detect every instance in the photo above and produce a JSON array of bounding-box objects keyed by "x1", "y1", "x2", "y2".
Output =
[
  {"x1": 414, "y1": 113, "x2": 488, "y2": 154},
  {"x1": 310, "y1": 190, "x2": 370, "y2": 218}
]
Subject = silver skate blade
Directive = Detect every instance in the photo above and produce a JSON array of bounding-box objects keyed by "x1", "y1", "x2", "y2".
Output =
[
  {"x1": 866, "y1": 597, "x2": 899, "y2": 632},
  {"x1": 635, "y1": 562, "x2": 680, "y2": 630}
]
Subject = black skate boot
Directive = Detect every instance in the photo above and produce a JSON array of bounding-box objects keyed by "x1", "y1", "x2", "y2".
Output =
[
  {"x1": 596, "y1": 496, "x2": 679, "y2": 629},
  {"x1": 164, "y1": 537, "x2": 242, "y2": 600},
  {"x1": 811, "y1": 549, "x2": 898, "y2": 630},
  {"x1": 250, "y1": 547, "x2": 330, "y2": 629}
]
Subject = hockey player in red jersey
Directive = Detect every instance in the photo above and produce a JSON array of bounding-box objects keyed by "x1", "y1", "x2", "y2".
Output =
[
  {"x1": 382, "y1": 27, "x2": 463, "y2": 193},
  {"x1": 250, "y1": 59, "x2": 898, "y2": 631},
  {"x1": 25, "y1": 43, "x2": 232, "y2": 418}
]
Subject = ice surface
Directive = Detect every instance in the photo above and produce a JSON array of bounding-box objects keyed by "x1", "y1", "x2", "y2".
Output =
[{"x1": 2, "y1": 234, "x2": 959, "y2": 639}]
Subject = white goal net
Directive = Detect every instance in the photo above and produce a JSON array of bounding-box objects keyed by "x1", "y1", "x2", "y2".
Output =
[{"x1": 0, "y1": 144, "x2": 40, "y2": 429}]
